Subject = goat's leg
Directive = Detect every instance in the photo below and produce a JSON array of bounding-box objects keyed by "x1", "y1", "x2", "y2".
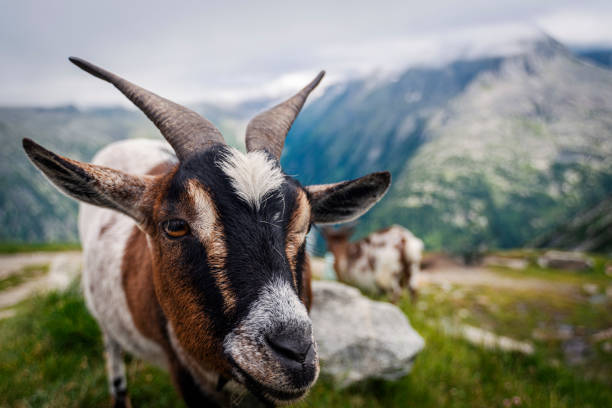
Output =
[
  {"x1": 408, "y1": 262, "x2": 419, "y2": 302},
  {"x1": 103, "y1": 334, "x2": 131, "y2": 408},
  {"x1": 390, "y1": 287, "x2": 402, "y2": 304}
]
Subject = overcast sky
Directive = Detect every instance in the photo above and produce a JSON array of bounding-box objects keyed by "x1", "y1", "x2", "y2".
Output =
[{"x1": 2, "y1": 0, "x2": 612, "y2": 107}]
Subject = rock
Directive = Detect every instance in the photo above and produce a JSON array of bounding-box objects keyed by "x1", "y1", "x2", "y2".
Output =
[
  {"x1": 483, "y1": 256, "x2": 528, "y2": 270},
  {"x1": 582, "y1": 283, "x2": 599, "y2": 296},
  {"x1": 563, "y1": 337, "x2": 590, "y2": 365},
  {"x1": 592, "y1": 327, "x2": 612, "y2": 342},
  {"x1": 557, "y1": 324, "x2": 574, "y2": 340},
  {"x1": 532, "y1": 324, "x2": 573, "y2": 341},
  {"x1": 589, "y1": 294, "x2": 607, "y2": 305},
  {"x1": 442, "y1": 321, "x2": 534, "y2": 355},
  {"x1": 537, "y1": 251, "x2": 593, "y2": 271},
  {"x1": 310, "y1": 281, "x2": 424, "y2": 388},
  {"x1": 606, "y1": 264, "x2": 612, "y2": 277}
]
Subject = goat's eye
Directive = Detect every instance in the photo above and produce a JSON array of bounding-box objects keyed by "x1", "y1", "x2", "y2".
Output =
[{"x1": 162, "y1": 219, "x2": 190, "y2": 238}]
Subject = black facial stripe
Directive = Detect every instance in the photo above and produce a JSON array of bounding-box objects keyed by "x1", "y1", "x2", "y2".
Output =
[
  {"x1": 179, "y1": 236, "x2": 229, "y2": 335},
  {"x1": 163, "y1": 145, "x2": 309, "y2": 334},
  {"x1": 220, "y1": 182, "x2": 297, "y2": 324}
]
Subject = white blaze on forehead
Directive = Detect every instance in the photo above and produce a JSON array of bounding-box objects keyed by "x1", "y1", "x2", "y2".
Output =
[
  {"x1": 217, "y1": 147, "x2": 284, "y2": 210},
  {"x1": 187, "y1": 179, "x2": 217, "y2": 240}
]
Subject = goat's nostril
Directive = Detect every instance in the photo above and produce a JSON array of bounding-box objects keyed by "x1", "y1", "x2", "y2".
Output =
[{"x1": 266, "y1": 334, "x2": 312, "y2": 364}]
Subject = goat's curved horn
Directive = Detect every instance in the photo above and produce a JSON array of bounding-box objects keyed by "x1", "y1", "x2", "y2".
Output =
[
  {"x1": 245, "y1": 71, "x2": 324, "y2": 160},
  {"x1": 69, "y1": 57, "x2": 224, "y2": 160}
]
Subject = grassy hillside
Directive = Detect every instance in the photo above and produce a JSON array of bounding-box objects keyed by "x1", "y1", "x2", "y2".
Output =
[{"x1": 1, "y1": 255, "x2": 611, "y2": 407}]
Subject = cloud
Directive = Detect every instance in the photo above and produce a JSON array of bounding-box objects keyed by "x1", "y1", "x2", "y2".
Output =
[
  {"x1": 537, "y1": 9, "x2": 612, "y2": 46},
  {"x1": 1, "y1": 0, "x2": 611, "y2": 106}
]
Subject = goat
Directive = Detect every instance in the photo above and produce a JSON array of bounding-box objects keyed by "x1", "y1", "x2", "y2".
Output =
[
  {"x1": 22, "y1": 57, "x2": 391, "y2": 408},
  {"x1": 321, "y1": 224, "x2": 423, "y2": 301}
]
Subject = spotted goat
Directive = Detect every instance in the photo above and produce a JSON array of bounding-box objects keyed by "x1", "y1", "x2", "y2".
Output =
[
  {"x1": 321, "y1": 224, "x2": 423, "y2": 301},
  {"x1": 23, "y1": 57, "x2": 391, "y2": 407}
]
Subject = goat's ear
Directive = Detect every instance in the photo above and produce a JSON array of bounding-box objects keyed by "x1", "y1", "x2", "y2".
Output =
[
  {"x1": 23, "y1": 138, "x2": 155, "y2": 224},
  {"x1": 306, "y1": 171, "x2": 390, "y2": 225}
]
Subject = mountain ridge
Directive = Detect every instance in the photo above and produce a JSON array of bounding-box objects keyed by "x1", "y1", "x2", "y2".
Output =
[
  {"x1": 2, "y1": 37, "x2": 611, "y2": 252},
  {"x1": 284, "y1": 37, "x2": 612, "y2": 253}
]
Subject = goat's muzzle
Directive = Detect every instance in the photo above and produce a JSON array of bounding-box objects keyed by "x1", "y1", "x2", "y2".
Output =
[{"x1": 223, "y1": 279, "x2": 319, "y2": 404}]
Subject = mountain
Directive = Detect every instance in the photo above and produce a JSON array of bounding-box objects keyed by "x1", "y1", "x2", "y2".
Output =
[
  {"x1": 0, "y1": 103, "x2": 248, "y2": 242},
  {"x1": 574, "y1": 47, "x2": 612, "y2": 69},
  {"x1": 283, "y1": 37, "x2": 612, "y2": 254},
  {"x1": 531, "y1": 195, "x2": 612, "y2": 253},
  {"x1": 2, "y1": 36, "x2": 612, "y2": 253}
]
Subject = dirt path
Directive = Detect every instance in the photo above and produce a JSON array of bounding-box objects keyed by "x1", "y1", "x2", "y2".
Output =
[
  {"x1": 0, "y1": 251, "x2": 81, "y2": 279},
  {"x1": 0, "y1": 252, "x2": 82, "y2": 311},
  {"x1": 313, "y1": 254, "x2": 578, "y2": 294},
  {"x1": 420, "y1": 266, "x2": 576, "y2": 293},
  {"x1": 0, "y1": 252, "x2": 589, "y2": 315}
]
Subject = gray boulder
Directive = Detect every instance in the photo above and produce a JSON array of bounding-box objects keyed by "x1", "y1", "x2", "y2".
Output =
[
  {"x1": 537, "y1": 250, "x2": 593, "y2": 271},
  {"x1": 483, "y1": 256, "x2": 528, "y2": 270},
  {"x1": 310, "y1": 280, "x2": 425, "y2": 388}
]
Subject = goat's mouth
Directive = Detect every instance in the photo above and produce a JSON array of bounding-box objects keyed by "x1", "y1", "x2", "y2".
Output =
[
  {"x1": 226, "y1": 354, "x2": 316, "y2": 405},
  {"x1": 221, "y1": 278, "x2": 319, "y2": 404},
  {"x1": 222, "y1": 332, "x2": 320, "y2": 406}
]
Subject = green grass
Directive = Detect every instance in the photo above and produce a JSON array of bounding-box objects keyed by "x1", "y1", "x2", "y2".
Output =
[
  {"x1": 0, "y1": 242, "x2": 81, "y2": 254},
  {"x1": 299, "y1": 300, "x2": 612, "y2": 408},
  {"x1": 413, "y1": 284, "x2": 612, "y2": 386},
  {"x1": 1, "y1": 272, "x2": 611, "y2": 407},
  {"x1": 0, "y1": 283, "x2": 181, "y2": 407}
]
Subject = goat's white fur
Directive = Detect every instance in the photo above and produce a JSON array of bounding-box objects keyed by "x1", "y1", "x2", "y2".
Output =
[
  {"x1": 337, "y1": 225, "x2": 423, "y2": 296},
  {"x1": 79, "y1": 139, "x2": 175, "y2": 370},
  {"x1": 217, "y1": 147, "x2": 284, "y2": 210}
]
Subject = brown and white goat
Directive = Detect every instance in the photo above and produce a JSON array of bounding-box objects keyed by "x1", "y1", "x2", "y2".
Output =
[
  {"x1": 321, "y1": 225, "x2": 423, "y2": 301},
  {"x1": 23, "y1": 57, "x2": 391, "y2": 407}
]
